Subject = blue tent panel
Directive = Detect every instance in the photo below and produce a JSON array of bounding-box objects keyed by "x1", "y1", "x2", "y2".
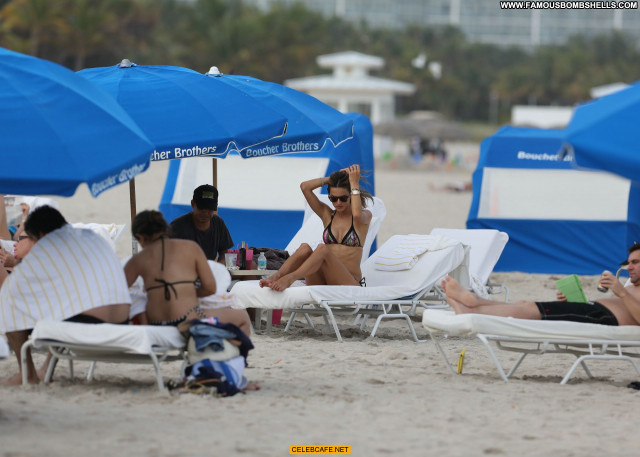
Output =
[
  {"x1": 218, "y1": 208, "x2": 304, "y2": 250},
  {"x1": 467, "y1": 125, "x2": 640, "y2": 274},
  {"x1": 468, "y1": 219, "x2": 638, "y2": 274}
]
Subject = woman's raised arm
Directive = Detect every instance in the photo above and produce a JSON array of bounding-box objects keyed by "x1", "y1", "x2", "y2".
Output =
[
  {"x1": 344, "y1": 164, "x2": 372, "y2": 225},
  {"x1": 300, "y1": 177, "x2": 332, "y2": 220}
]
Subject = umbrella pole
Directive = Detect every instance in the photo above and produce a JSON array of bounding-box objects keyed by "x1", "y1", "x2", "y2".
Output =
[
  {"x1": 129, "y1": 178, "x2": 138, "y2": 254},
  {"x1": 212, "y1": 158, "x2": 218, "y2": 188}
]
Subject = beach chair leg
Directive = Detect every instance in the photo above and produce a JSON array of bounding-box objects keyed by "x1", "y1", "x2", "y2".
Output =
[
  {"x1": 506, "y1": 353, "x2": 528, "y2": 378},
  {"x1": 402, "y1": 314, "x2": 426, "y2": 343},
  {"x1": 284, "y1": 312, "x2": 296, "y2": 332},
  {"x1": 561, "y1": 356, "x2": 590, "y2": 384},
  {"x1": 304, "y1": 313, "x2": 315, "y2": 329},
  {"x1": 477, "y1": 335, "x2": 510, "y2": 382},
  {"x1": 579, "y1": 359, "x2": 594, "y2": 379},
  {"x1": 20, "y1": 340, "x2": 34, "y2": 386},
  {"x1": 148, "y1": 352, "x2": 166, "y2": 391},
  {"x1": 428, "y1": 332, "x2": 459, "y2": 376},
  {"x1": 87, "y1": 361, "x2": 97, "y2": 381},
  {"x1": 253, "y1": 309, "x2": 263, "y2": 331},
  {"x1": 320, "y1": 303, "x2": 343, "y2": 342},
  {"x1": 370, "y1": 313, "x2": 428, "y2": 342},
  {"x1": 43, "y1": 354, "x2": 59, "y2": 384},
  {"x1": 358, "y1": 315, "x2": 370, "y2": 330},
  {"x1": 265, "y1": 310, "x2": 273, "y2": 334}
]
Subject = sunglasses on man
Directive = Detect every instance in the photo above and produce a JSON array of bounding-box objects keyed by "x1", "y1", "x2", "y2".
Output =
[{"x1": 328, "y1": 195, "x2": 350, "y2": 203}]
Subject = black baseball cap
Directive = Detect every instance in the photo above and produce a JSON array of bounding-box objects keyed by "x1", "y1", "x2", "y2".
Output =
[{"x1": 192, "y1": 184, "x2": 218, "y2": 210}]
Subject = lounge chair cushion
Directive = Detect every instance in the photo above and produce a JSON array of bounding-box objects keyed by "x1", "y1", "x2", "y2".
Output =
[
  {"x1": 30, "y1": 321, "x2": 185, "y2": 354},
  {"x1": 422, "y1": 309, "x2": 640, "y2": 341}
]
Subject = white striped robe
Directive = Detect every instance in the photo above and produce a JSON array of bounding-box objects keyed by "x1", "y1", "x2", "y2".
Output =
[{"x1": 0, "y1": 225, "x2": 131, "y2": 332}]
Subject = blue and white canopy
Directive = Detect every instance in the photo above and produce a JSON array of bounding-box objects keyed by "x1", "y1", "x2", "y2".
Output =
[
  {"x1": 160, "y1": 113, "x2": 374, "y2": 250},
  {"x1": 0, "y1": 47, "x2": 153, "y2": 197}
]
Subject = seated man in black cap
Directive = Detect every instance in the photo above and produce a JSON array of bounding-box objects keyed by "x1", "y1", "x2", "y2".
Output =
[{"x1": 169, "y1": 184, "x2": 234, "y2": 263}]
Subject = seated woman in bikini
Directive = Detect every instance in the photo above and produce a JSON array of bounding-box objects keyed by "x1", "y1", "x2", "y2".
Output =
[
  {"x1": 124, "y1": 210, "x2": 251, "y2": 336},
  {"x1": 260, "y1": 164, "x2": 373, "y2": 292}
]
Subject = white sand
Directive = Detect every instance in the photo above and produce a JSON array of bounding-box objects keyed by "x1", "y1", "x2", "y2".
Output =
[{"x1": 1, "y1": 165, "x2": 638, "y2": 457}]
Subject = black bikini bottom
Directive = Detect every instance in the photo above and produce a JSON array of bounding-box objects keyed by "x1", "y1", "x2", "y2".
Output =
[{"x1": 66, "y1": 314, "x2": 129, "y2": 325}]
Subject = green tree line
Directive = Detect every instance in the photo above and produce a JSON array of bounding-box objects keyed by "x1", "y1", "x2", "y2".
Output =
[{"x1": 2, "y1": 0, "x2": 639, "y2": 123}]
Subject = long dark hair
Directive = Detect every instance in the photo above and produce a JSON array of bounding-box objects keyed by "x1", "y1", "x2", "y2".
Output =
[
  {"x1": 132, "y1": 210, "x2": 168, "y2": 238},
  {"x1": 326, "y1": 169, "x2": 373, "y2": 208}
]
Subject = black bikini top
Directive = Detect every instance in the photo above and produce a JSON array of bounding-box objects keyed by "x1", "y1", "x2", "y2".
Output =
[
  {"x1": 322, "y1": 213, "x2": 362, "y2": 247},
  {"x1": 145, "y1": 237, "x2": 197, "y2": 300}
]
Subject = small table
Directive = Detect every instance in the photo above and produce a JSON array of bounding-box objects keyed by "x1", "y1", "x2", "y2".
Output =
[{"x1": 228, "y1": 269, "x2": 277, "y2": 332}]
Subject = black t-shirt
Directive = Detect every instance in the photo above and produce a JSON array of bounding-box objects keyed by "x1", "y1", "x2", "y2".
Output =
[{"x1": 168, "y1": 213, "x2": 234, "y2": 261}]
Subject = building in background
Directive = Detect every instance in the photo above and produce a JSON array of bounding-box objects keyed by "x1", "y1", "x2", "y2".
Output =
[
  {"x1": 243, "y1": 0, "x2": 640, "y2": 48},
  {"x1": 285, "y1": 51, "x2": 414, "y2": 124}
]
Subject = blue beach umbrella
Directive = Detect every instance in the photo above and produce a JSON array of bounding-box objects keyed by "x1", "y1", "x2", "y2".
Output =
[
  {"x1": 204, "y1": 69, "x2": 354, "y2": 158},
  {"x1": 0, "y1": 47, "x2": 153, "y2": 197},
  {"x1": 562, "y1": 81, "x2": 640, "y2": 181},
  {"x1": 78, "y1": 61, "x2": 289, "y2": 161},
  {"x1": 160, "y1": 113, "x2": 372, "y2": 250}
]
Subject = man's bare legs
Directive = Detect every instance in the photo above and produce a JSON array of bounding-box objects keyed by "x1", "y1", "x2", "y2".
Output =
[
  {"x1": 1, "y1": 330, "x2": 37, "y2": 385},
  {"x1": 269, "y1": 244, "x2": 359, "y2": 292},
  {"x1": 259, "y1": 244, "x2": 313, "y2": 288},
  {"x1": 441, "y1": 276, "x2": 541, "y2": 319}
]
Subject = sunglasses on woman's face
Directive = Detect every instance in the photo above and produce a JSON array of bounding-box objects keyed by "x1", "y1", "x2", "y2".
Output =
[{"x1": 328, "y1": 195, "x2": 350, "y2": 203}]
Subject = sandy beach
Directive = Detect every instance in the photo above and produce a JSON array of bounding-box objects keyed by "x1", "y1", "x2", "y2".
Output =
[{"x1": 1, "y1": 162, "x2": 638, "y2": 457}]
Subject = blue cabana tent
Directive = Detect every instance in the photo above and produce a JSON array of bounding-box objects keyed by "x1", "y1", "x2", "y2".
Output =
[
  {"x1": 159, "y1": 113, "x2": 375, "y2": 250},
  {"x1": 467, "y1": 126, "x2": 640, "y2": 274},
  {"x1": 562, "y1": 81, "x2": 640, "y2": 182}
]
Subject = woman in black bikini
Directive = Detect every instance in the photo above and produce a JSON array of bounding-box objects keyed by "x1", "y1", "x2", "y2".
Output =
[
  {"x1": 260, "y1": 164, "x2": 373, "y2": 292},
  {"x1": 124, "y1": 211, "x2": 251, "y2": 334}
]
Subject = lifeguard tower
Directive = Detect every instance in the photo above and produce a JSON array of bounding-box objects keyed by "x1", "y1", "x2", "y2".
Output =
[{"x1": 285, "y1": 50, "x2": 414, "y2": 124}]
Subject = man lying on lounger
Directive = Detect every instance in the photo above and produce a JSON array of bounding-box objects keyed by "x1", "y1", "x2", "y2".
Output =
[
  {"x1": 441, "y1": 242, "x2": 640, "y2": 326},
  {"x1": 0, "y1": 206, "x2": 131, "y2": 385}
]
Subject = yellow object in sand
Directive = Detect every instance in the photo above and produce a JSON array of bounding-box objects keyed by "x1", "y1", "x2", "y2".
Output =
[{"x1": 457, "y1": 349, "x2": 466, "y2": 374}]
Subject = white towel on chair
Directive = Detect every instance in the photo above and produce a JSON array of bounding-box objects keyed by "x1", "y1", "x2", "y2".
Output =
[
  {"x1": 373, "y1": 234, "x2": 459, "y2": 271},
  {"x1": 0, "y1": 225, "x2": 131, "y2": 332}
]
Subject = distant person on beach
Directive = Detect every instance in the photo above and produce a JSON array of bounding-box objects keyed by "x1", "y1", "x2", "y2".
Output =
[
  {"x1": 0, "y1": 206, "x2": 131, "y2": 385},
  {"x1": 260, "y1": 164, "x2": 373, "y2": 292},
  {"x1": 169, "y1": 184, "x2": 233, "y2": 263},
  {"x1": 441, "y1": 242, "x2": 640, "y2": 326},
  {"x1": 125, "y1": 210, "x2": 250, "y2": 335},
  {"x1": 428, "y1": 181, "x2": 472, "y2": 193}
]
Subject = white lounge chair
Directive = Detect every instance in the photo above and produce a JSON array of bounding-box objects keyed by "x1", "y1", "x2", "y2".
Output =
[
  {"x1": 422, "y1": 309, "x2": 640, "y2": 384},
  {"x1": 246, "y1": 194, "x2": 386, "y2": 331},
  {"x1": 231, "y1": 234, "x2": 470, "y2": 341},
  {"x1": 429, "y1": 228, "x2": 509, "y2": 301},
  {"x1": 20, "y1": 321, "x2": 186, "y2": 390}
]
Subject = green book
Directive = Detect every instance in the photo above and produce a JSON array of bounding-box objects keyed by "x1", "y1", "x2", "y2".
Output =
[{"x1": 555, "y1": 274, "x2": 588, "y2": 303}]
